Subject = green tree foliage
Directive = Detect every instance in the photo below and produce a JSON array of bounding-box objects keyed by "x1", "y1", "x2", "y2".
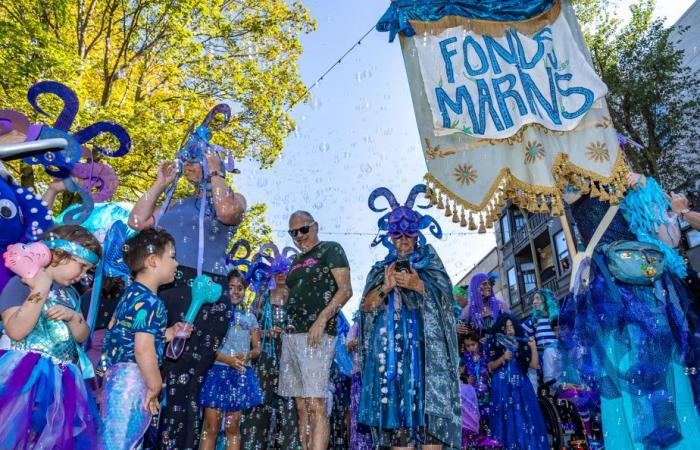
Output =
[
  {"x1": 0, "y1": 0, "x2": 316, "y2": 246},
  {"x1": 573, "y1": 0, "x2": 700, "y2": 189}
]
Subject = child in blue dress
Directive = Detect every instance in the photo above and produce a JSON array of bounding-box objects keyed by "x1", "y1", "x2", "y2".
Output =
[
  {"x1": 199, "y1": 269, "x2": 263, "y2": 450},
  {"x1": 100, "y1": 228, "x2": 191, "y2": 449},
  {"x1": 487, "y1": 313, "x2": 548, "y2": 450},
  {"x1": 0, "y1": 225, "x2": 101, "y2": 448}
]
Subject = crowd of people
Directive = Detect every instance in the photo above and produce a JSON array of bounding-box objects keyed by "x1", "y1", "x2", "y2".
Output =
[{"x1": 1, "y1": 132, "x2": 700, "y2": 450}]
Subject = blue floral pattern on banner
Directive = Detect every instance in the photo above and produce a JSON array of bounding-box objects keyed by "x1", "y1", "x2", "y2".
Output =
[{"x1": 376, "y1": 0, "x2": 556, "y2": 42}]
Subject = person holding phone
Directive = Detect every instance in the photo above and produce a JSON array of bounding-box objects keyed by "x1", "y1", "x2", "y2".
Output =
[{"x1": 358, "y1": 185, "x2": 461, "y2": 450}]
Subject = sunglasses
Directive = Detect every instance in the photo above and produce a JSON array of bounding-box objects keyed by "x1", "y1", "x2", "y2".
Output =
[{"x1": 288, "y1": 222, "x2": 315, "y2": 238}]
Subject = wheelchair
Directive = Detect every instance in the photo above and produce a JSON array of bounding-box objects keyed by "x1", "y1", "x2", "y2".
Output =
[{"x1": 537, "y1": 379, "x2": 603, "y2": 450}]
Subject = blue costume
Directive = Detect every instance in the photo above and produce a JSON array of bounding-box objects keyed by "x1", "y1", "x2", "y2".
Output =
[
  {"x1": 100, "y1": 281, "x2": 168, "y2": 450},
  {"x1": 487, "y1": 314, "x2": 548, "y2": 450},
  {"x1": 200, "y1": 306, "x2": 263, "y2": 411},
  {"x1": 358, "y1": 185, "x2": 461, "y2": 448},
  {"x1": 560, "y1": 179, "x2": 700, "y2": 449},
  {"x1": 0, "y1": 237, "x2": 101, "y2": 448}
]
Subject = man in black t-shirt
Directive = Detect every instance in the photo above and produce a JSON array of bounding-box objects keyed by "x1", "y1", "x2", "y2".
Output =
[{"x1": 278, "y1": 211, "x2": 352, "y2": 450}]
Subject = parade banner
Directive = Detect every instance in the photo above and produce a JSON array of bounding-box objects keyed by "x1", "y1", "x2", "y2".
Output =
[{"x1": 378, "y1": 0, "x2": 627, "y2": 231}]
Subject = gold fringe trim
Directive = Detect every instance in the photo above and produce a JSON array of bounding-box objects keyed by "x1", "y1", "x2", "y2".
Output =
[
  {"x1": 408, "y1": 0, "x2": 561, "y2": 38},
  {"x1": 423, "y1": 151, "x2": 629, "y2": 230}
]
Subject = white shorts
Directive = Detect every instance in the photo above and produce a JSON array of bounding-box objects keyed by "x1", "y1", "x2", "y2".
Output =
[{"x1": 277, "y1": 333, "x2": 336, "y2": 398}]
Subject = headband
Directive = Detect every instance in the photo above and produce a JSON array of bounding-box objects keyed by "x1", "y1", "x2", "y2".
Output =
[{"x1": 43, "y1": 239, "x2": 99, "y2": 266}]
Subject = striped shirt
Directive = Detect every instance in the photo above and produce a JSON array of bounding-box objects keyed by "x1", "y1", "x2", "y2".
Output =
[{"x1": 522, "y1": 316, "x2": 557, "y2": 350}]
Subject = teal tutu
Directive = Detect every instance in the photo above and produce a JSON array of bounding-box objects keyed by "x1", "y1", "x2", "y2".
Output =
[{"x1": 200, "y1": 364, "x2": 263, "y2": 412}]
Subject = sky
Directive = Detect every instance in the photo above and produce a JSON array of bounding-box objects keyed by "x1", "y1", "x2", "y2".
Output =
[{"x1": 234, "y1": 0, "x2": 696, "y2": 316}]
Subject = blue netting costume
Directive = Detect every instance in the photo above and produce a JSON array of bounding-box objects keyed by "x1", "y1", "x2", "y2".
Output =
[{"x1": 559, "y1": 179, "x2": 700, "y2": 449}]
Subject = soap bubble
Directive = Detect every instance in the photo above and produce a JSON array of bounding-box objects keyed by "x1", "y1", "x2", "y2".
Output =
[{"x1": 319, "y1": 141, "x2": 330, "y2": 152}]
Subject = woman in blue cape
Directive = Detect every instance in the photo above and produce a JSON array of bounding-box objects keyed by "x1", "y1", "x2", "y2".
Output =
[
  {"x1": 559, "y1": 172, "x2": 700, "y2": 449},
  {"x1": 358, "y1": 185, "x2": 461, "y2": 449}
]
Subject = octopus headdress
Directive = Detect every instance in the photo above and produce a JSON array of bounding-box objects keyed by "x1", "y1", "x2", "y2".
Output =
[
  {"x1": 368, "y1": 184, "x2": 442, "y2": 250},
  {"x1": 0, "y1": 80, "x2": 131, "y2": 223},
  {"x1": 225, "y1": 239, "x2": 256, "y2": 288},
  {"x1": 254, "y1": 243, "x2": 299, "y2": 289}
]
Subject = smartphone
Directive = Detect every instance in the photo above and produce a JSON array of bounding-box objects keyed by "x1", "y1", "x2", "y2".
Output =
[{"x1": 395, "y1": 260, "x2": 411, "y2": 273}]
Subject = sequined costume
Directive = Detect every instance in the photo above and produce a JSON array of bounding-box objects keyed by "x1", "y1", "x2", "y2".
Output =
[
  {"x1": 0, "y1": 278, "x2": 98, "y2": 448},
  {"x1": 240, "y1": 292, "x2": 301, "y2": 449},
  {"x1": 560, "y1": 185, "x2": 700, "y2": 449},
  {"x1": 100, "y1": 281, "x2": 168, "y2": 450}
]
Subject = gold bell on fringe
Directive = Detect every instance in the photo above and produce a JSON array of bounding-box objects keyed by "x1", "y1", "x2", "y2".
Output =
[
  {"x1": 460, "y1": 209, "x2": 467, "y2": 227},
  {"x1": 424, "y1": 185, "x2": 432, "y2": 200},
  {"x1": 445, "y1": 202, "x2": 452, "y2": 217},
  {"x1": 581, "y1": 179, "x2": 591, "y2": 194},
  {"x1": 452, "y1": 204, "x2": 460, "y2": 223},
  {"x1": 551, "y1": 197, "x2": 564, "y2": 217},
  {"x1": 485, "y1": 210, "x2": 494, "y2": 228},
  {"x1": 478, "y1": 214, "x2": 486, "y2": 233},
  {"x1": 437, "y1": 195, "x2": 445, "y2": 209},
  {"x1": 430, "y1": 189, "x2": 438, "y2": 206},
  {"x1": 468, "y1": 212, "x2": 477, "y2": 231},
  {"x1": 538, "y1": 195, "x2": 549, "y2": 214},
  {"x1": 527, "y1": 194, "x2": 537, "y2": 212},
  {"x1": 590, "y1": 182, "x2": 601, "y2": 198},
  {"x1": 599, "y1": 185, "x2": 610, "y2": 202}
]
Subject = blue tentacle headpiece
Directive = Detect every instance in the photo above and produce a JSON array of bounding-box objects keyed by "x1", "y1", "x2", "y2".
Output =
[
  {"x1": 368, "y1": 184, "x2": 442, "y2": 260},
  {"x1": 0, "y1": 80, "x2": 131, "y2": 223}
]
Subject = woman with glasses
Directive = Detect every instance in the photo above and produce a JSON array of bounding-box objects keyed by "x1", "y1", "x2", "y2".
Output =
[
  {"x1": 128, "y1": 148, "x2": 247, "y2": 449},
  {"x1": 357, "y1": 185, "x2": 461, "y2": 450},
  {"x1": 278, "y1": 210, "x2": 353, "y2": 450}
]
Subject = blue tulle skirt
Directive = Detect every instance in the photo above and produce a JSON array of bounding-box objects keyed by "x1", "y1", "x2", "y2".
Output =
[
  {"x1": 200, "y1": 364, "x2": 263, "y2": 412},
  {"x1": 488, "y1": 361, "x2": 548, "y2": 450},
  {"x1": 0, "y1": 349, "x2": 99, "y2": 449}
]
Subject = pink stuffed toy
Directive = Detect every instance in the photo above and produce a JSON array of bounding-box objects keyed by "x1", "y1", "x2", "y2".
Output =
[{"x1": 3, "y1": 242, "x2": 51, "y2": 279}]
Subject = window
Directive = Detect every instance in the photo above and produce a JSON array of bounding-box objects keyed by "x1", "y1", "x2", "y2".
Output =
[
  {"x1": 554, "y1": 230, "x2": 571, "y2": 274},
  {"x1": 521, "y1": 262, "x2": 537, "y2": 293},
  {"x1": 507, "y1": 267, "x2": 519, "y2": 306},
  {"x1": 513, "y1": 209, "x2": 526, "y2": 231},
  {"x1": 500, "y1": 215, "x2": 511, "y2": 244}
]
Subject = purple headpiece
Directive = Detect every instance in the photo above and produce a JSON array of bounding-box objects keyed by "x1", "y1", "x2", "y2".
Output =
[
  {"x1": 467, "y1": 272, "x2": 502, "y2": 331},
  {"x1": 368, "y1": 184, "x2": 442, "y2": 249},
  {"x1": 225, "y1": 240, "x2": 298, "y2": 295},
  {"x1": 0, "y1": 81, "x2": 131, "y2": 223},
  {"x1": 256, "y1": 243, "x2": 299, "y2": 281}
]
